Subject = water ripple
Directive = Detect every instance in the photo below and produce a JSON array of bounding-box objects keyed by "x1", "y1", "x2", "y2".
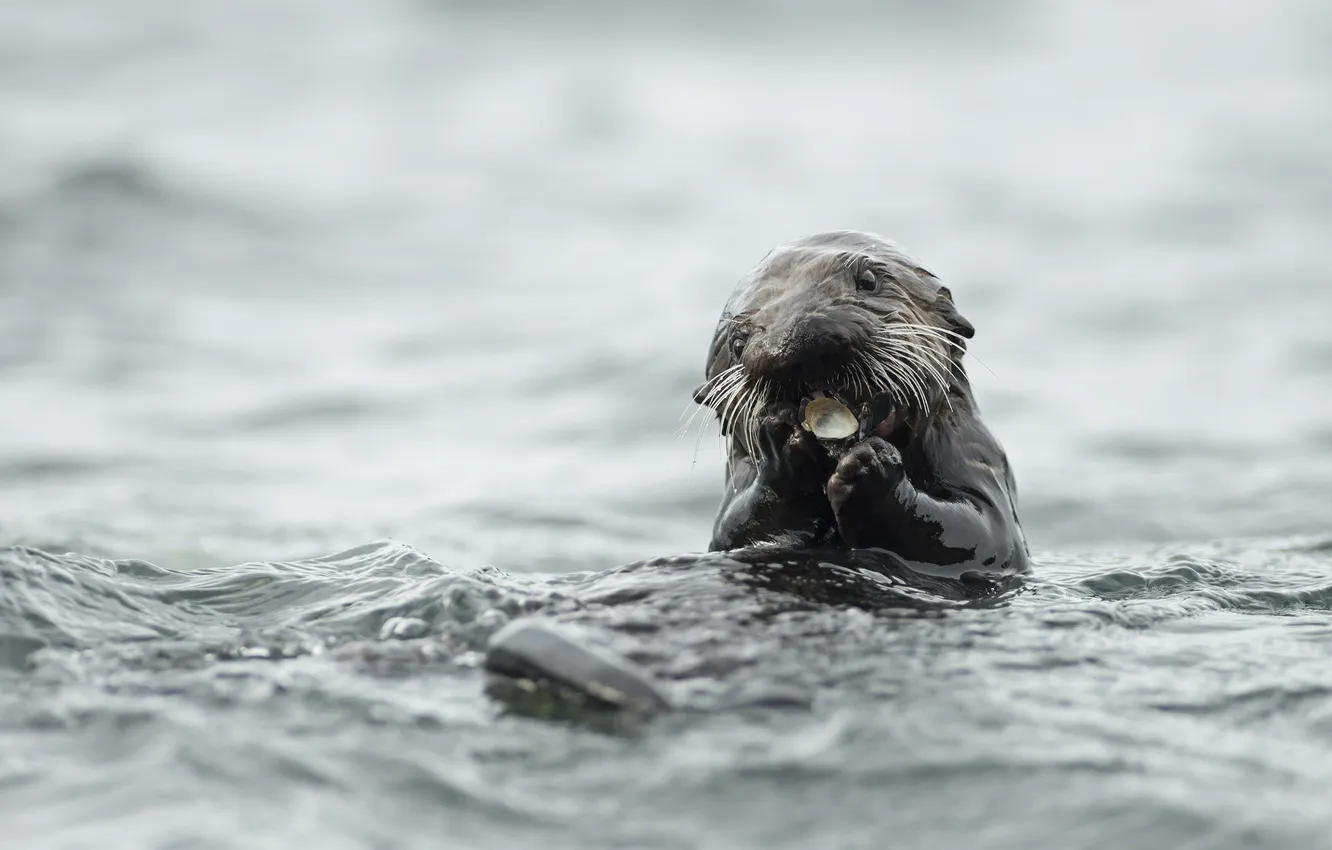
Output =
[{"x1": 1, "y1": 537, "x2": 1331, "y2": 848}]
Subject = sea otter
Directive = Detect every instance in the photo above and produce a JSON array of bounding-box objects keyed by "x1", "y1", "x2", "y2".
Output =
[
  {"x1": 482, "y1": 231, "x2": 1029, "y2": 712},
  {"x1": 694, "y1": 231, "x2": 1028, "y2": 577}
]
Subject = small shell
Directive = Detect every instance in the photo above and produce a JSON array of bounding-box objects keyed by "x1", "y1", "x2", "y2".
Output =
[{"x1": 802, "y1": 398, "x2": 859, "y2": 440}]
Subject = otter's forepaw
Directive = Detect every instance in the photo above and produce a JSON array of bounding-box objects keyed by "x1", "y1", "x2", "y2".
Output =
[
  {"x1": 826, "y1": 437, "x2": 905, "y2": 523},
  {"x1": 754, "y1": 402, "x2": 832, "y2": 491}
]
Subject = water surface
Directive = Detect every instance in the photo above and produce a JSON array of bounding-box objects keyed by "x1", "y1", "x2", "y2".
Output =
[{"x1": 2, "y1": 1, "x2": 1331, "y2": 848}]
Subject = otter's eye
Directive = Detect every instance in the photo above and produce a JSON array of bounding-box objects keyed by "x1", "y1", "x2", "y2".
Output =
[
  {"x1": 729, "y1": 334, "x2": 747, "y2": 358},
  {"x1": 855, "y1": 268, "x2": 879, "y2": 293}
]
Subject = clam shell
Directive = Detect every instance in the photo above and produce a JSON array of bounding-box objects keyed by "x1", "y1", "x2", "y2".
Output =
[{"x1": 801, "y1": 398, "x2": 859, "y2": 440}]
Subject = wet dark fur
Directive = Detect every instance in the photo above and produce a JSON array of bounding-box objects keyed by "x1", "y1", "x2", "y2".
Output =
[{"x1": 695, "y1": 231, "x2": 1028, "y2": 578}]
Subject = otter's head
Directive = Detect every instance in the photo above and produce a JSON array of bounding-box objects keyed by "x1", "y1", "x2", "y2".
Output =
[{"x1": 695, "y1": 231, "x2": 975, "y2": 454}]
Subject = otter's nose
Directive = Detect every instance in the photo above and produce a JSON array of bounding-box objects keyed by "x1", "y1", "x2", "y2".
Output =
[{"x1": 753, "y1": 313, "x2": 858, "y2": 386}]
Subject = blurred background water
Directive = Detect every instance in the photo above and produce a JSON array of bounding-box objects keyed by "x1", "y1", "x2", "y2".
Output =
[{"x1": 2, "y1": 1, "x2": 1331, "y2": 848}]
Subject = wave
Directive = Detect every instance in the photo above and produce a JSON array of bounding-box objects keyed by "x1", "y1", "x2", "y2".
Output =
[
  {"x1": 4, "y1": 537, "x2": 1329, "y2": 706},
  {"x1": 0, "y1": 542, "x2": 540, "y2": 667}
]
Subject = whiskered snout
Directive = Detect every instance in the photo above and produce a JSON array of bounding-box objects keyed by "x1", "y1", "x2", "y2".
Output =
[
  {"x1": 692, "y1": 316, "x2": 965, "y2": 457},
  {"x1": 744, "y1": 309, "x2": 870, "y2": 392},
  {"x1": 689, "y1": 232, "x2": 976, "y2": 458}
]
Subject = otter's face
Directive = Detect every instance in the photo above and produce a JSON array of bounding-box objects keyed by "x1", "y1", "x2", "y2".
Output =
[{"x1": 695, "y1": 232, "x2": 974, "y2": 453}]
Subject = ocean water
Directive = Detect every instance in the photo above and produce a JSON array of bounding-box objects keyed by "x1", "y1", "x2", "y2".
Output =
[{"x1": 2, "y1": 1, "x2": 1331, "y2": 848}]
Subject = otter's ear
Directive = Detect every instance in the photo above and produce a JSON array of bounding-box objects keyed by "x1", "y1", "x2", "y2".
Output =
[{"x1": 935, "y1": 286, "x2": 975, "y2": 339}]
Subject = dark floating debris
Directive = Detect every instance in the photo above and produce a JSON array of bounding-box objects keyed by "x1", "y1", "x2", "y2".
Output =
[{"x1": 483, "y1": 620, "x2": 672, "y2": 714}]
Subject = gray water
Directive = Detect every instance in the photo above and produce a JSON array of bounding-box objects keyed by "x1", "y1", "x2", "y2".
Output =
[{"x1": 2, "y1": 1, "x2": 1331, "y2": 847}]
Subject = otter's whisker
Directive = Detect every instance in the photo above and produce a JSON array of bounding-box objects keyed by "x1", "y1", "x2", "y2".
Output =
[
  {"x1": 688, "y1": 409, "x2": 718, "y2": 478},
  {"x1": 753, "y1": 378, "x2": 772, "y2": 456},
  {"x1": 700, "y1": 382, "x2": 743, "y2": 431},
  {"x1": 739, "y1": 378, "x2": 767, "y2": 457},
  {"x1": 729, "y1": 381, "x2": 750, "y2": 454},
  {"x1": 875, "y1": 329, "x2": 954, "y2": 412},
  {"x1": 893, "y1": 322, "x2": 997, "y2": 379},
  {"x1": 680, "y1": 365, "x2": 742, "y2": 424},
  {"x1": 722, "y1": 376, "x2": 750, "y2": 452},
  {"x1": 874, "y1": 356, "x2": 917, "y2": 413},
  {"x1": 701, "y1": 367, "x2": 745, "y2": 407},
  {"x1": 864, "y1": 346, "x2": 911, "y2": 408},
  {"x1": 849, "y1": 361, "x2": 872, "y2": 401},
  {"x1": 708, "y1": 369, "x2": 746, "y2": 407},
  {"x1": 895, "y1": 330, "x2": 969, "y2": 386},
  {"x1": 680, "y1": 389, "x2": 723, "y2": 435},
  {"x1": 715, "y1": 375, "x2": 748, "y2": 441},
  {"x1": 890, "y1": 336, "x2": 953, "y2": 411},
  {"x1": 891, "y1": 323, "x2": 969, "y2": 348},
  {"x1": 873, "y1": 338, "x2": 930, "y2": 413},
  {"x1": 679, "y1": 366, "x2": 745, "y2": 438},
  {"x1": 883, "y1": 325, "x2": 966, "y2": 366},
  {"x1": 906, "y1": 345, "x2": 953, "y2": 413}
]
